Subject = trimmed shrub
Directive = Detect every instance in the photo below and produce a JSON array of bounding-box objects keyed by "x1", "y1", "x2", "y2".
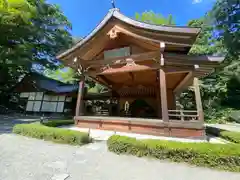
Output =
[
  {"x1": 220, "y1": 131, "x2": 240, "y2": 144},
  {"x1": 42, "y1": 120, "x2": 74, "y2": 127},
  {"x1": 107, "y1": 135, "x2": 240, "y2": 172},
  {"x1": 13, "y1": 123, "x2": 91, "y2": 145}
]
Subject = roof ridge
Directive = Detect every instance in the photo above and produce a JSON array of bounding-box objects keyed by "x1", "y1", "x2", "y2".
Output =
[{"x1": 57, "y1": 9, "x2": 201, "y2": 60}]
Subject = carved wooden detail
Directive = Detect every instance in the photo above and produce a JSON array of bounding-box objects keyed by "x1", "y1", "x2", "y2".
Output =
[
  {"x1": 100, "y1": 64, "x2": 112, "y2": 71},
  {"x1": 107, "y1": 27, "x2": 121, "y2": 39},
  {"x1": 125, "y1": 58, "x2": 136, "y2": 66}
]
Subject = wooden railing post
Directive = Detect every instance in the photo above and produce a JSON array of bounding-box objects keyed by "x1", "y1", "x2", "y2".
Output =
[
  {"x1": 75, "y1": 78, "x2": 85, "y2": 116},
  {"x1": 193, "y1": 77, "x2": 204, "y2": 122},
  {"x1": 180, "y1": 109, "x2": 184, "y2": 121}
]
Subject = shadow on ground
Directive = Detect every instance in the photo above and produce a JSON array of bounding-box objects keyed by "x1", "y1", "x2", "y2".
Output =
[{"x1": 0, "y1": 115, "x2": 39, "y2": 135}]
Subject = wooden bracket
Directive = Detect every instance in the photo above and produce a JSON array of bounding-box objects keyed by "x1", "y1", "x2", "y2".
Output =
[
  {"x1": 160, "y1": 54, "x2": 165, "y2": 66},
  {"x1": 160, "y1": 42, "x2": 165, "y2": 51},
  {"x1": 173, "y1": 72, "x2": 193, "y2": 93},
  {"x1": 160, "y1": 42, "x2": 165, "y2": 66},
  {"x1": 107, "y1": 27, "x2": 121, "y2": 39},
  {"x1": 98, "y1": 75, "x2": 114, "y2": 87}
]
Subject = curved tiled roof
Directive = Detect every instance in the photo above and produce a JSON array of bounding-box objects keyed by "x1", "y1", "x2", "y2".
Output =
[
  {"x1": 20, "y1": 72, "x2": 79, "y2": 93},
  {"x1": 57, "y1": 8, "x2": 201, "y2": 60}
]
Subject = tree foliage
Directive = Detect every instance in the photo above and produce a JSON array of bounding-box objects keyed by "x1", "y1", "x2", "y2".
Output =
[
  {"x1": 135, "y1": 11, "x2": 175, "y2": 25},
  {"x1": 182, "y1": 0, "x2": 240, "y2": 122},
  {"x1": 45, "y1": 67, "x2": 79, "y2": 84},
  {"x1": 188, "y1": 18, "x2": 225, "y2": 55},
  {"x1": 210, "y1": 0, "x2": 239, "y2": 58},
  {"x1": 0, "y1": 0, "x2": 72, "y2": 93}
]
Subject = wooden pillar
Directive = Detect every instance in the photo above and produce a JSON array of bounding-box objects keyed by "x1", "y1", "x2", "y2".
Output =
[
  {"x1": 157, "y1": 83, "x2": 161, "y2": 118},
  {"x1": 193, "y1": 77, "x2": 204, "y2": 122},
  {"x1": 159, "y1": 69, "x2": 169, "y2": 122},
  {"x1": 156, "y1": 71, "x2": 161, "y2": 118},
  {"x1": 75, "y1": 78, "x2": 85, "y2": 116}
]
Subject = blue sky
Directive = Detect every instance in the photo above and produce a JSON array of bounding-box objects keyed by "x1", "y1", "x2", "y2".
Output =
[{"x1": 48, "y1": 0, "x2": 215, "y2": 38}]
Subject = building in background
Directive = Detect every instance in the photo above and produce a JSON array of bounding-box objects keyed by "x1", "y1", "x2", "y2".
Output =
[{"x1": 15, "y1": 72, "x2": 78, "y2": 115}]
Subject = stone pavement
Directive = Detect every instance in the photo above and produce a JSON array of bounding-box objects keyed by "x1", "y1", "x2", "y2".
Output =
[
  {"x1": 0, "y1": 134, "x2": 239, "y2": 180},
  {"x1": 0, "y1": 115, "x2": 39, "y2": 134},
  {"x1": 206, "y1": 123, "x2": 240, "y2": 132}
]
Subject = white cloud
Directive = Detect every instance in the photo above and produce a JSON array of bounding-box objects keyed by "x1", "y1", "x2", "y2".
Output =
[{"x1": 192, "y1": 0, "x2": 203, "y2": 4}]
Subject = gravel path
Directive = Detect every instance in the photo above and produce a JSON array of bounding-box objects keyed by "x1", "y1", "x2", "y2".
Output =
[{"x1": 0, "y1": 134, "x2": 240, "y2": 180}]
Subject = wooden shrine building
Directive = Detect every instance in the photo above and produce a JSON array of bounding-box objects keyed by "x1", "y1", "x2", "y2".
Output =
[{"x1": 57, "y1": 8, "x2": 224, "y2": 138}]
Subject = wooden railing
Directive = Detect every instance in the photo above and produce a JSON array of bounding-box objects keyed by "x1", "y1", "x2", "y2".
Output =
[
  {"x1": 95, "y1": 109, "x2": 109, "y2": 116},
  {"x1": 168, "y1": 110, "x2": 199, "y2": 121}
]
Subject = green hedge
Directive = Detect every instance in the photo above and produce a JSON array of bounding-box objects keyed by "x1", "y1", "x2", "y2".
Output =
[
  {"x1": 107, "y1": 135, "x2": 240, "y2": 172},
  {"x1": 42, "y1": 120, "x2": 74, "y2": 127},
  {"x1": 220, "y1": 131, "x2": 240, "y2": 144},
  {"x1": 13, "y1": 123, "x2": 91, "y2": 145}
]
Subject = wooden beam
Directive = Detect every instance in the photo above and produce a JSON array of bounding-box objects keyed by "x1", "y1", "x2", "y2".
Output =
[
  {"x1": 193, "y1": 77, "x2": 204, "y2": 122},
  {"x1": 173, "y1": 72, "x2": 193, "y2": 93},
  {"x1": 165, "y1": 65, "x2": 194, "y2": 74},
  {"x1": 85, "y1": 51, "x2": 160, "y2": 67},
  {"x1": 112, "y1": 83, "x2": 157, "y2": 91},
  {"x1": 166, "y1": 70, "x2": 191, "y2": 75},
  {"x1": 75, "y1": 79, "x2": 85, "y2": 116},
  {"x1": 114, "y1": 25, "x2": 195, "y2": 47},
  {"x1": 129, "y1": 72, "x2": 134, "y2": 82},
  {"x1": 159, "y1": 69, "x2": 169, "y2": 122},
  {"x1": 98, "y1": 75, "x2": 114, "y2": 86},
  {"x1": 165, "y1": 54, "x2": 223, "y2": 67},
  {"x1": 165, "y1": 53, "x2": 224, "y2": 63},
  {"x1": 156, "y1": 71, "x2": 161, "y2": 118},
  {"x1": 87, "y1": 71, "x2": 111, "y2": 89},
  {"x1": 98, "y1": 63, "x2": 161, "y2": 75},
  {"x1": 90, "y1": 64, "x2": 195, "y2": 77}
]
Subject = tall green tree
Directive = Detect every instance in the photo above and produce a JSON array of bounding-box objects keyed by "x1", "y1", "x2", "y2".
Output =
[
  {"x1": 188, "y1": 18, "x2": 225, "y2": 55},
  {"x1": 182, "y1": 0, "x2": 240, "y2": 121},
  {"x1": 0, "y1": 0, "x2": 73, "y2": 105},
  {"x1": 135, "y1": 11, "x2": 175, "y2": 25},
  {"x1": 208, "y1": 0, "x2": 240, "y2": 111},
  {"x1": 0, "y1": 0, "x2": 72, "y2": 92},
  {"x1": 210, "y1": 0, "x2": 239, "y2": 58}
]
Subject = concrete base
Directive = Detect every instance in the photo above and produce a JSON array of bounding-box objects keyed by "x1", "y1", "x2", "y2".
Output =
[
  {"x1": 75, "y1": 116, "x2": 205, "y2": 138},
  {"x1": 62, "y1": 125, "x2": 226, "y2": 144}
]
